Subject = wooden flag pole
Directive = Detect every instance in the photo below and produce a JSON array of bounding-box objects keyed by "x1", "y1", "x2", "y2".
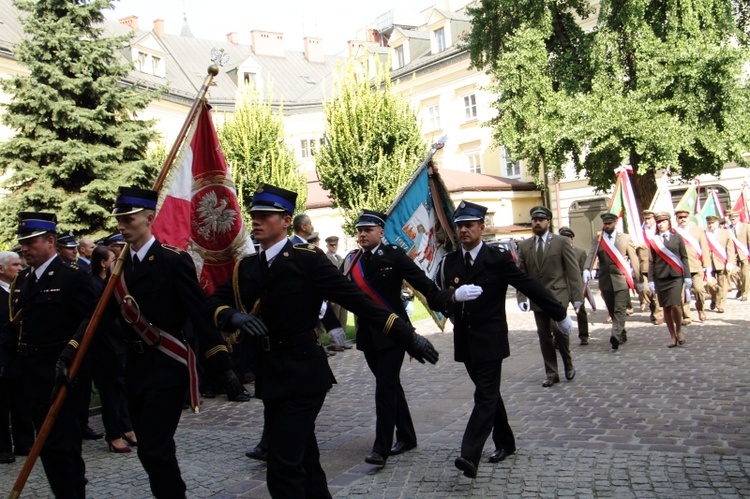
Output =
[{"x1": 8, "y1": 64, "x2": 221, "y2": 499}]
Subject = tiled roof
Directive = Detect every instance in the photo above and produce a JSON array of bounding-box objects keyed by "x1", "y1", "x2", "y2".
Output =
[
  {"x1": 0, "y1": 0, "x2": 343, "y2": 112},
  {"x1": 305, "y1": 168, "x2": 537, "y2": 210}
]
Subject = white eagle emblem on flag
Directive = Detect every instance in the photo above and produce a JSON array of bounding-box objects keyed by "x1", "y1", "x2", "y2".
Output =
[{"x1": 194, "y1": 190, "x2": 237, "y2": 239}]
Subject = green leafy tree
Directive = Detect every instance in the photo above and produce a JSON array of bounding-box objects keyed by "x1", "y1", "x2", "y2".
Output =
[
  {"x1": 0, "y1": 0, "x2": 160, "y2": 243},
  {"x1": 217, "y1": 86, "x2": 306, "y2": 224},
  {"x1": 315, "y1": 62, "x2": 426, "y2": 234},
  {"x1": 466, "y1": 0, "x2": 750, "y2": 209}
]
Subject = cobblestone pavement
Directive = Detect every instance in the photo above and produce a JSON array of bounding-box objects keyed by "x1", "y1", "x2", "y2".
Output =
[{"x1": 2, "y1": 288, "x2": 749, "y2": 498}]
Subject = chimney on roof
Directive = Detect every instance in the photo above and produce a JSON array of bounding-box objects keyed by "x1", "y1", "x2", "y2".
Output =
[
  {"x1": 251, "y1": 30, "x2": 285, "y2": 58},
  {"x1": 348, "y1": 40, "x2": 365, "y2": 59},
  {"x1": 304, "y1": 37, "x2": 324, "y2": 64},
  {"x1": 153, "y1": 19, "x2": 165, "y2": 37},
  {"x1": 367, "y1": 29, "x2": 382, "y2": 45},
  {"x1": 226, "y1": 32, "x2": 239, "y2": 44},
  {"x1": 119, "y1": 15, "x2": 139, "y2": 31}
]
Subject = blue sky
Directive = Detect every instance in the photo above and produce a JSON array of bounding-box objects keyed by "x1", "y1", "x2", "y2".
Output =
[{"x1": 104, "y1": 0, "x2": 433, "y2": 55}]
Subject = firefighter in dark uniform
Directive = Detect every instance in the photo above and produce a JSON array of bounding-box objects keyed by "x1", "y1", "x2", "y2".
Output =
[
  {"x1": 344, "y1": 209, "x2": 451, "y2": 467},
  {"x1": 433, "y1": 201, "x2": 570, "y2": 479},
  {"x1": 206, "y1": 183, "x2": 440, "y2": 499},
  {"x1": 10, "y1": 212, "x2": 96, "y2": 498},
  {"x1": 92, "y1": 187, "x2": 247, "y2": 499}
]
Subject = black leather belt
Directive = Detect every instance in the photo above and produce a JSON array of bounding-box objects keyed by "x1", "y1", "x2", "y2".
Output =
[
  {"x1": 17, "y1": 340, "x2": 68, "y2": 356},
  {"x1": 261, "y1": 330, "x2": 318, "y2": 352}
]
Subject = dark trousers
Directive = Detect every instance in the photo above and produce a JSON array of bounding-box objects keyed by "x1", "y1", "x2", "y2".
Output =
[
  {"x1": 533, "y1": 311, "x2": 572, "y2": 378},
  {"x1": 577, "y1": 305, "x2": 589, "y2": 340},
  {"x1": 128, "y1": 384, "x2": 186, "y2": 499},
  {"x1": 461, "y1": 359, "x2": 515, "y2": 466},
  {"x1": 363, "y1": 346, "x2": 416, "y2": 457},
  {"x1": 24, "y1": 355, "x2": 87, "y2": 499},
  {"x1": 265, "y1": 393, "x2": 331, "y2": 499},
  {"x1": 0, "y1": 375, "x2": 34, "y2": 454}
]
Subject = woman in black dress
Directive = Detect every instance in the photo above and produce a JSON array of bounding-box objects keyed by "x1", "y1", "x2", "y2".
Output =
[{"x1": 648, "y1": 212, "x2": 691, "y2": 348}]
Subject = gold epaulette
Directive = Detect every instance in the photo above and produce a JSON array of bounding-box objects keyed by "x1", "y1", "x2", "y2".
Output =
[
  {"x1": 293, "y1": 243, "x2": 317, "y2": 252},
  {"x1": 161, "y1": 243, "x2": 183, "y2": 254},
  {"x1": 68, "y1": 339, "x2": 79, "y2": 350}
]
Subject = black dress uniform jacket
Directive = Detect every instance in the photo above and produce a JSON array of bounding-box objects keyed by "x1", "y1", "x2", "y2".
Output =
[
  {"x1": 208, "y1": 240, "x2": 423, "y2": 400},
  {"x1": 349, "y1": 244, "x2": 445, "y2": 352},
  {"x1": 109, "y1": 243, "x2": 232, "y2": 392},
  {"x1": 10, "y1": 255, "x2": 95, "y2": 498},
  {"x1": 435, "y1": 243, "x2": 567, "y2": 363}
]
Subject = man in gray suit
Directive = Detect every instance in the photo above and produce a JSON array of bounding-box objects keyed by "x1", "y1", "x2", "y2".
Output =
[
  {"x1": 585, "y1": 213, "x2": 641, "y2": 350},
  {"x1": 517, "y1": 207, "x2": 583, "y2": 387}
]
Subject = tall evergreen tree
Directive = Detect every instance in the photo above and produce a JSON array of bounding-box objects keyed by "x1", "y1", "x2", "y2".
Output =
[
  {"x1": 466, "y1": 0, "x2": 750, "y2": 210},
  {"x1": 0, "y1": 0, "x2": 159, "y2": 244},
  {"x1": 217, "y1": 86, "x2": 306, "y2": 223},
  {"x1": 315, "y1": 62, "x2": 426, "y2": 235}
]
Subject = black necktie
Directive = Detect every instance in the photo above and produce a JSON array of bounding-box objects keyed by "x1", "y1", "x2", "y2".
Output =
[
  {"x1": 132, "y1": 254, "x2": 140, "y2": 269},
  {"x1": 30, "y1": 271, "x2": 38, "y2": 286},
  {"x1": 464, "y1": 252, "x2": 472, "y2": 271},
  {"x1": 259, "y1": 251, "x2": 267, "y2": 267},
  {"x1": 663, "y1": 234, "x2": 669, "y2": 244}
]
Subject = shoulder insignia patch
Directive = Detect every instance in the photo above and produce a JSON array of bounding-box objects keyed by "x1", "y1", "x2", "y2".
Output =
[
  {"x1": 293, "y1": 243, "x2": 316, "y2": 253},
  {"x1": 162, "y1": 243, "x2": 183, "y2": 254}
]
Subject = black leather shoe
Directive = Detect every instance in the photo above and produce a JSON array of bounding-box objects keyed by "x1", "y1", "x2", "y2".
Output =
[
  {"x1": 201, "y1": 389, "x2": 216, "y2": 399},
  {"x1": 245, "y1": 445, "x2": 268, "y2": 461},
  {"x1": 390, "y1": 441, "x2": 416, "y2": 455},
  {"x1": 610, "y1": 336, "x2": 619, "y2": 350},
  {"x1": 454, "y1": 456, "x2": 477, "y2": 478},
  {"x1": 228, "y1": 389, "x2": 253, "y2": 402},
  {"x1": 83, "y1": 426, "x2": 103, "y2": 440},
  {"x1": 0, "y1": 452, "x2": 15, "y2": 464},
  {"x1": 488, "y1": 448, "x2": 515, "y2": 463},
  {"x1": 579, "y1": 339, "x2": 589, "y2": 345},
  {"x1": 565, "y1": 368, "x2": 576, "y2": 381},
  {"x1": 542, "y1": 376, "x2": 560, "y2": 387},
  {"x1": 365, "y1": 451, "x2": 386, "y2": 467}
]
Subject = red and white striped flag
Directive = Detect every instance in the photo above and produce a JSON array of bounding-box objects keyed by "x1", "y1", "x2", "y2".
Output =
[{"x1": 152, "y1": 102, "x2": 253, "y2": 295}]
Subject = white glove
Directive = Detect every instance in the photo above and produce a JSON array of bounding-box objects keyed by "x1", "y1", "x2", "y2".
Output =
[
  {"x1": 318, "y1": 302, "x2": 328, "y2": 320},
  {"x1": 518, "y1": 301, "x2": 529, "y2": 312},
  {"x1": 636, "y1": 282, "x2": 645, "y2": 293},
  {"x1": 727, "y1": 262, "x2": 736, "y2": 272},
  {"x1": 704, "y1": 267, "x2": 714, "y2": 279},
  {"x1": 582, "y1": 269, "x2": 591, "y2": 284},
  {"x1": 556, "y1": 316, "x2": 574, "y2": 336},
  {"x1": 454, "y1": 284, "x2": 483, "y2": 302},
  {"x1": 684, "y1": 277, "x2": 693, "y2": 289},
  {"x1": 649, "y1": 281, "x2": 656, "y2": 293},
  {"x1": 573, "y1": 301, "x2": 583, "y2": 311}
]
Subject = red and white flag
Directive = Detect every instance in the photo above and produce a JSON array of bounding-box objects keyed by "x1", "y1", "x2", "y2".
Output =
[
  {"x1": 732, "y1": 183, "x2": 750, "y2": 223},
  {"x1": 152, "y1": 102, "x2": 253, "y2": 295}
]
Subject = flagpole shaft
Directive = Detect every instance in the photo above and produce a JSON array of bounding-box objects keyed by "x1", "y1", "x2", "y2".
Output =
[
  {"x1": 153, "y1": 66, "x2": 219, "y2": 192},
  {"x1": 8, "y1": 65, "x2": 220, "y2": 499}
]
